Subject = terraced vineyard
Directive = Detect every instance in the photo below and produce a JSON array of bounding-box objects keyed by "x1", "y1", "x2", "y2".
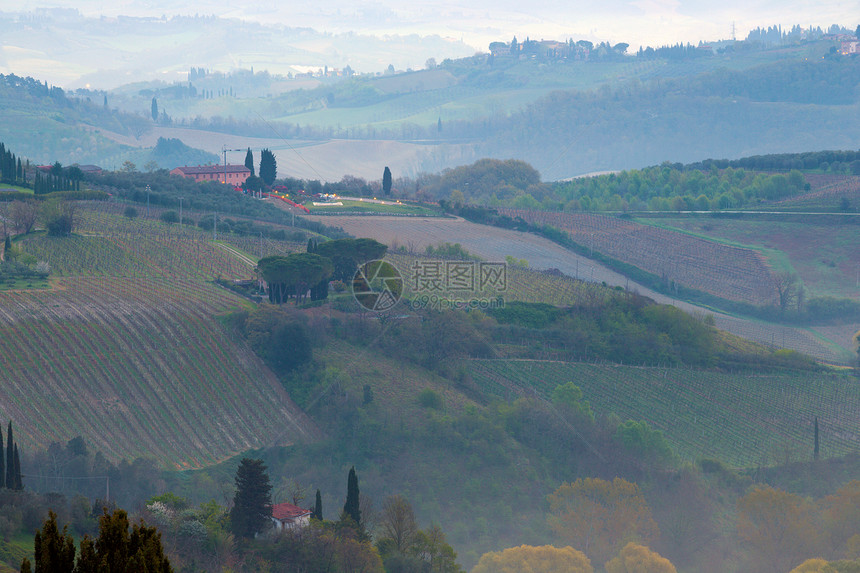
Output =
[
  {"x1": 0, "y1": 204, "x2": 318, "y2": 468},
  {"x1": 18, "y1": 203, "x2": 308, "y2": 280},
  {"x1": 385, "y1": 252, "x2": 614, "y2": 308},
  {"x1": 470, "y1": 359, "x2": 860, "y2": 468},
  {"x1": 0, "y1": 277, "x2": 319, "y2": 467},
  {"x1": 500, "y1": 209, "x2": 778, "y2": 305}
]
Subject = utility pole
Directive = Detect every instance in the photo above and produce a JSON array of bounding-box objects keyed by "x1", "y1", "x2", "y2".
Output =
[
  {"x1": 145, "y1": 184, "x2": 151, "y2": 216},
  {"x1": 222, "y1": 144, "x2": 248, "y2": 186}
]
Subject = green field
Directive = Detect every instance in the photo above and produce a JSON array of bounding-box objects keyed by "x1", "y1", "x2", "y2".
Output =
[
  {"x1": 0, "y1": 185, "x2": 32, "y2": 194},
  {"x1": 307, "y1": 199, "x2": 440, "y2": 216},
  {"x1": 469, "y1": 359, "x2": 858, "y2": 468}
]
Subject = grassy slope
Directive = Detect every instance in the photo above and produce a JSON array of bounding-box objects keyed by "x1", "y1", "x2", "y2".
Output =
[{"x1": 0, "y1": 204, "x2": 318, "y2": 468}]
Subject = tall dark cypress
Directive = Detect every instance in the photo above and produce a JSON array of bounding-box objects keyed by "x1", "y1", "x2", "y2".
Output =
[
  {"x1": 0, "y1": 424, "x2": 4, "y2": 489},
  {"x1": 13, "y1": 444, "x2": 21, "y2": 490},
  {"x1": 5, "y1": 422, "x2": 12, "y2": 489},
  {"x1": 244, "y1": 148, "x2": 255, "y2": 177},
  {"x1": 342, "y1": 466, "x2": 361, "y2": 526},
  {"x1": 382, "y1": 166, "x2": 392, "y2": 196},
  {"x1": 313, "y1": 489, "x2": 323, "y2": 520},
  {"x1": 814, "y1": 416, "x2": 820, "y2": 461}
]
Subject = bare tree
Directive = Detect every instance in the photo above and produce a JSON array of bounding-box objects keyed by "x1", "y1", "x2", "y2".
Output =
[
  {"x1": 772, "y1": 271, "x2": 799, "y2": 313},
  {"x1": 9, "y1": 200, "x2": 38, "y2": 234},
  {"x1": 273, "y1": 477, "x2": 308, "y2": 507},
  {"x1": 359, "y1": 493, "x2": 378, "y2": 536},
  {"x1": 380, "y1": 494, "x2": 418, "y2": 552}
]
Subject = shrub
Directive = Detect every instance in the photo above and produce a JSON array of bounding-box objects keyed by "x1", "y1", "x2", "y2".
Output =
[
  {"x1": 417, "y1": 388, "x2": 443, "y2": 409},
  {"x1": 160, "y1": 210, "x2": 179, "y2": 224}
]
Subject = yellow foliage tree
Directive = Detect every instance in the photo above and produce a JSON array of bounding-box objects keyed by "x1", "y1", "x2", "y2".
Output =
[
  {"x1": 604, "y1": 543, "x2": 677, "y2": 573},
  {"x1": 737, "y1": 485, "x2": 821, "y2": 573},
  {"x1": 547, "y1": 477, "x2": 658, "y2": 564},
  {"x1": 471, "y1": 544, "x2": 593, "y2": 573},
  {"x1": 788, "y1": 558, "x2": 829, "y2": 573},
  {"x1": 821, "y1": 480, "x2": 860, "y2": 556}
]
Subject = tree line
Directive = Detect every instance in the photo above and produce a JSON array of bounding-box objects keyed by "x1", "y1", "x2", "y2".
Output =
[{"x1": 0, "y1": 142, "x2": 26, "y2": 185}]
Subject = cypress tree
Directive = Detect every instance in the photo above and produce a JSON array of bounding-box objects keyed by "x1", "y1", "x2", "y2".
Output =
[
  {"x1": 814, "y1": 416, "x2": 820, "y2": 461},
  {"x1": 0, "y1": 424, "x2": 4, "y2": 489},
  {"x1": 13, "y1": 444, "x2": 21, "y2": 490},
  {"x1": 382, "y1": 166, "x2": 392, "y2": 196},
  {"x1": 5, "y1": 422, "x2": 13, "y2": 488},
  {"x1": 259, "y1": 149, "x2": 277, "y2": 185},
  {"x1": 244, "y1": 148, "x2": 255, "y2": 177},
  {"x1": 5, "y1": 235, "x2": 11, "y2": 253},
  {"x1": 313, "y1": 489, "x2": 323, "y2": 520},
  {"x1": 342, "y1": 466, "x2": 361, "y2": 526}
]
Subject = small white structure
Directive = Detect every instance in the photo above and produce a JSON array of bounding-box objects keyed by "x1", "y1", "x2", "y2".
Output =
[{"x1": 271, "y1": 502, "x2": 312, "y2": 531}]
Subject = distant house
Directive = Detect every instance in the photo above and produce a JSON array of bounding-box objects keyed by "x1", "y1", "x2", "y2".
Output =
[
  {"x1": 841, "y1": 39, "x2": 859, "y2": 55},
  {"x1": 77, "y1": 165, "x2": 103, "y2": 175},
  {"x1": 170, "y1": 164, "x2": 250, "y2": 186},
  {"x1": 271, "y1": 502, "x2": 312, "y2": 531}
]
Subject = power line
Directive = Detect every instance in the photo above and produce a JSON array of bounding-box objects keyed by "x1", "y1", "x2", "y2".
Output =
[{"x1": 253, "y1": 111, "x2": 327, "y2": 182}]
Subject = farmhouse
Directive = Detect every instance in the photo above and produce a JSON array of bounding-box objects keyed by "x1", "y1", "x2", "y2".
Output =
[
  {"x1": 170, "y1": 164, "x2": 250, "y2": 186},
  {"x1": 841, "y1": 38, "x2": 859, "y2": 55},
  {"x1": 271, "y1": 502, "x2": 312, "y2": 531}
]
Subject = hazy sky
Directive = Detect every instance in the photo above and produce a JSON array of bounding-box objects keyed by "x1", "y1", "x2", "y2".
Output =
[{"x1": 19, "y1": 0, "x2": 860, "y2": 51}]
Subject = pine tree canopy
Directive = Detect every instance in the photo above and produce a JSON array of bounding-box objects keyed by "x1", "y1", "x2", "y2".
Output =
[{"x1": 230, "y1": 458, "x2": 273, "y2": 538}]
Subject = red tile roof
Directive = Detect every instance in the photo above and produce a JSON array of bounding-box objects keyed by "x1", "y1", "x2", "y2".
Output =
[{"x1": 272, "y1": 502, "x2": 312, "y2": 521}]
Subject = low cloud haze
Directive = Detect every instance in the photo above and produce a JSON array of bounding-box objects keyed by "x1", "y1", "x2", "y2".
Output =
[{"x1": 2, "y1": 0, "x2": 858, "y2": 88}]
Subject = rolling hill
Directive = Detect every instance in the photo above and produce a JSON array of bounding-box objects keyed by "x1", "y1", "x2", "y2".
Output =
[{"x1": 0, "y1": 203, "x2": 319, "y2": 468}]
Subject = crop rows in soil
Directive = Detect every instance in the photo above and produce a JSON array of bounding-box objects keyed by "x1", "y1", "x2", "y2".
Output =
[
  {"x1": 775, "y1": 174, "x2": 860, "y2": 209},
  {"x1": 17, "y1": 204, "x2": 302, "y2": 281},
  {"x1": 0, "y1": 277, "x2": 317, "y2": 468},
  {"x1": 499, "y1": 209, "x2": 777, "y2": 306}
]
